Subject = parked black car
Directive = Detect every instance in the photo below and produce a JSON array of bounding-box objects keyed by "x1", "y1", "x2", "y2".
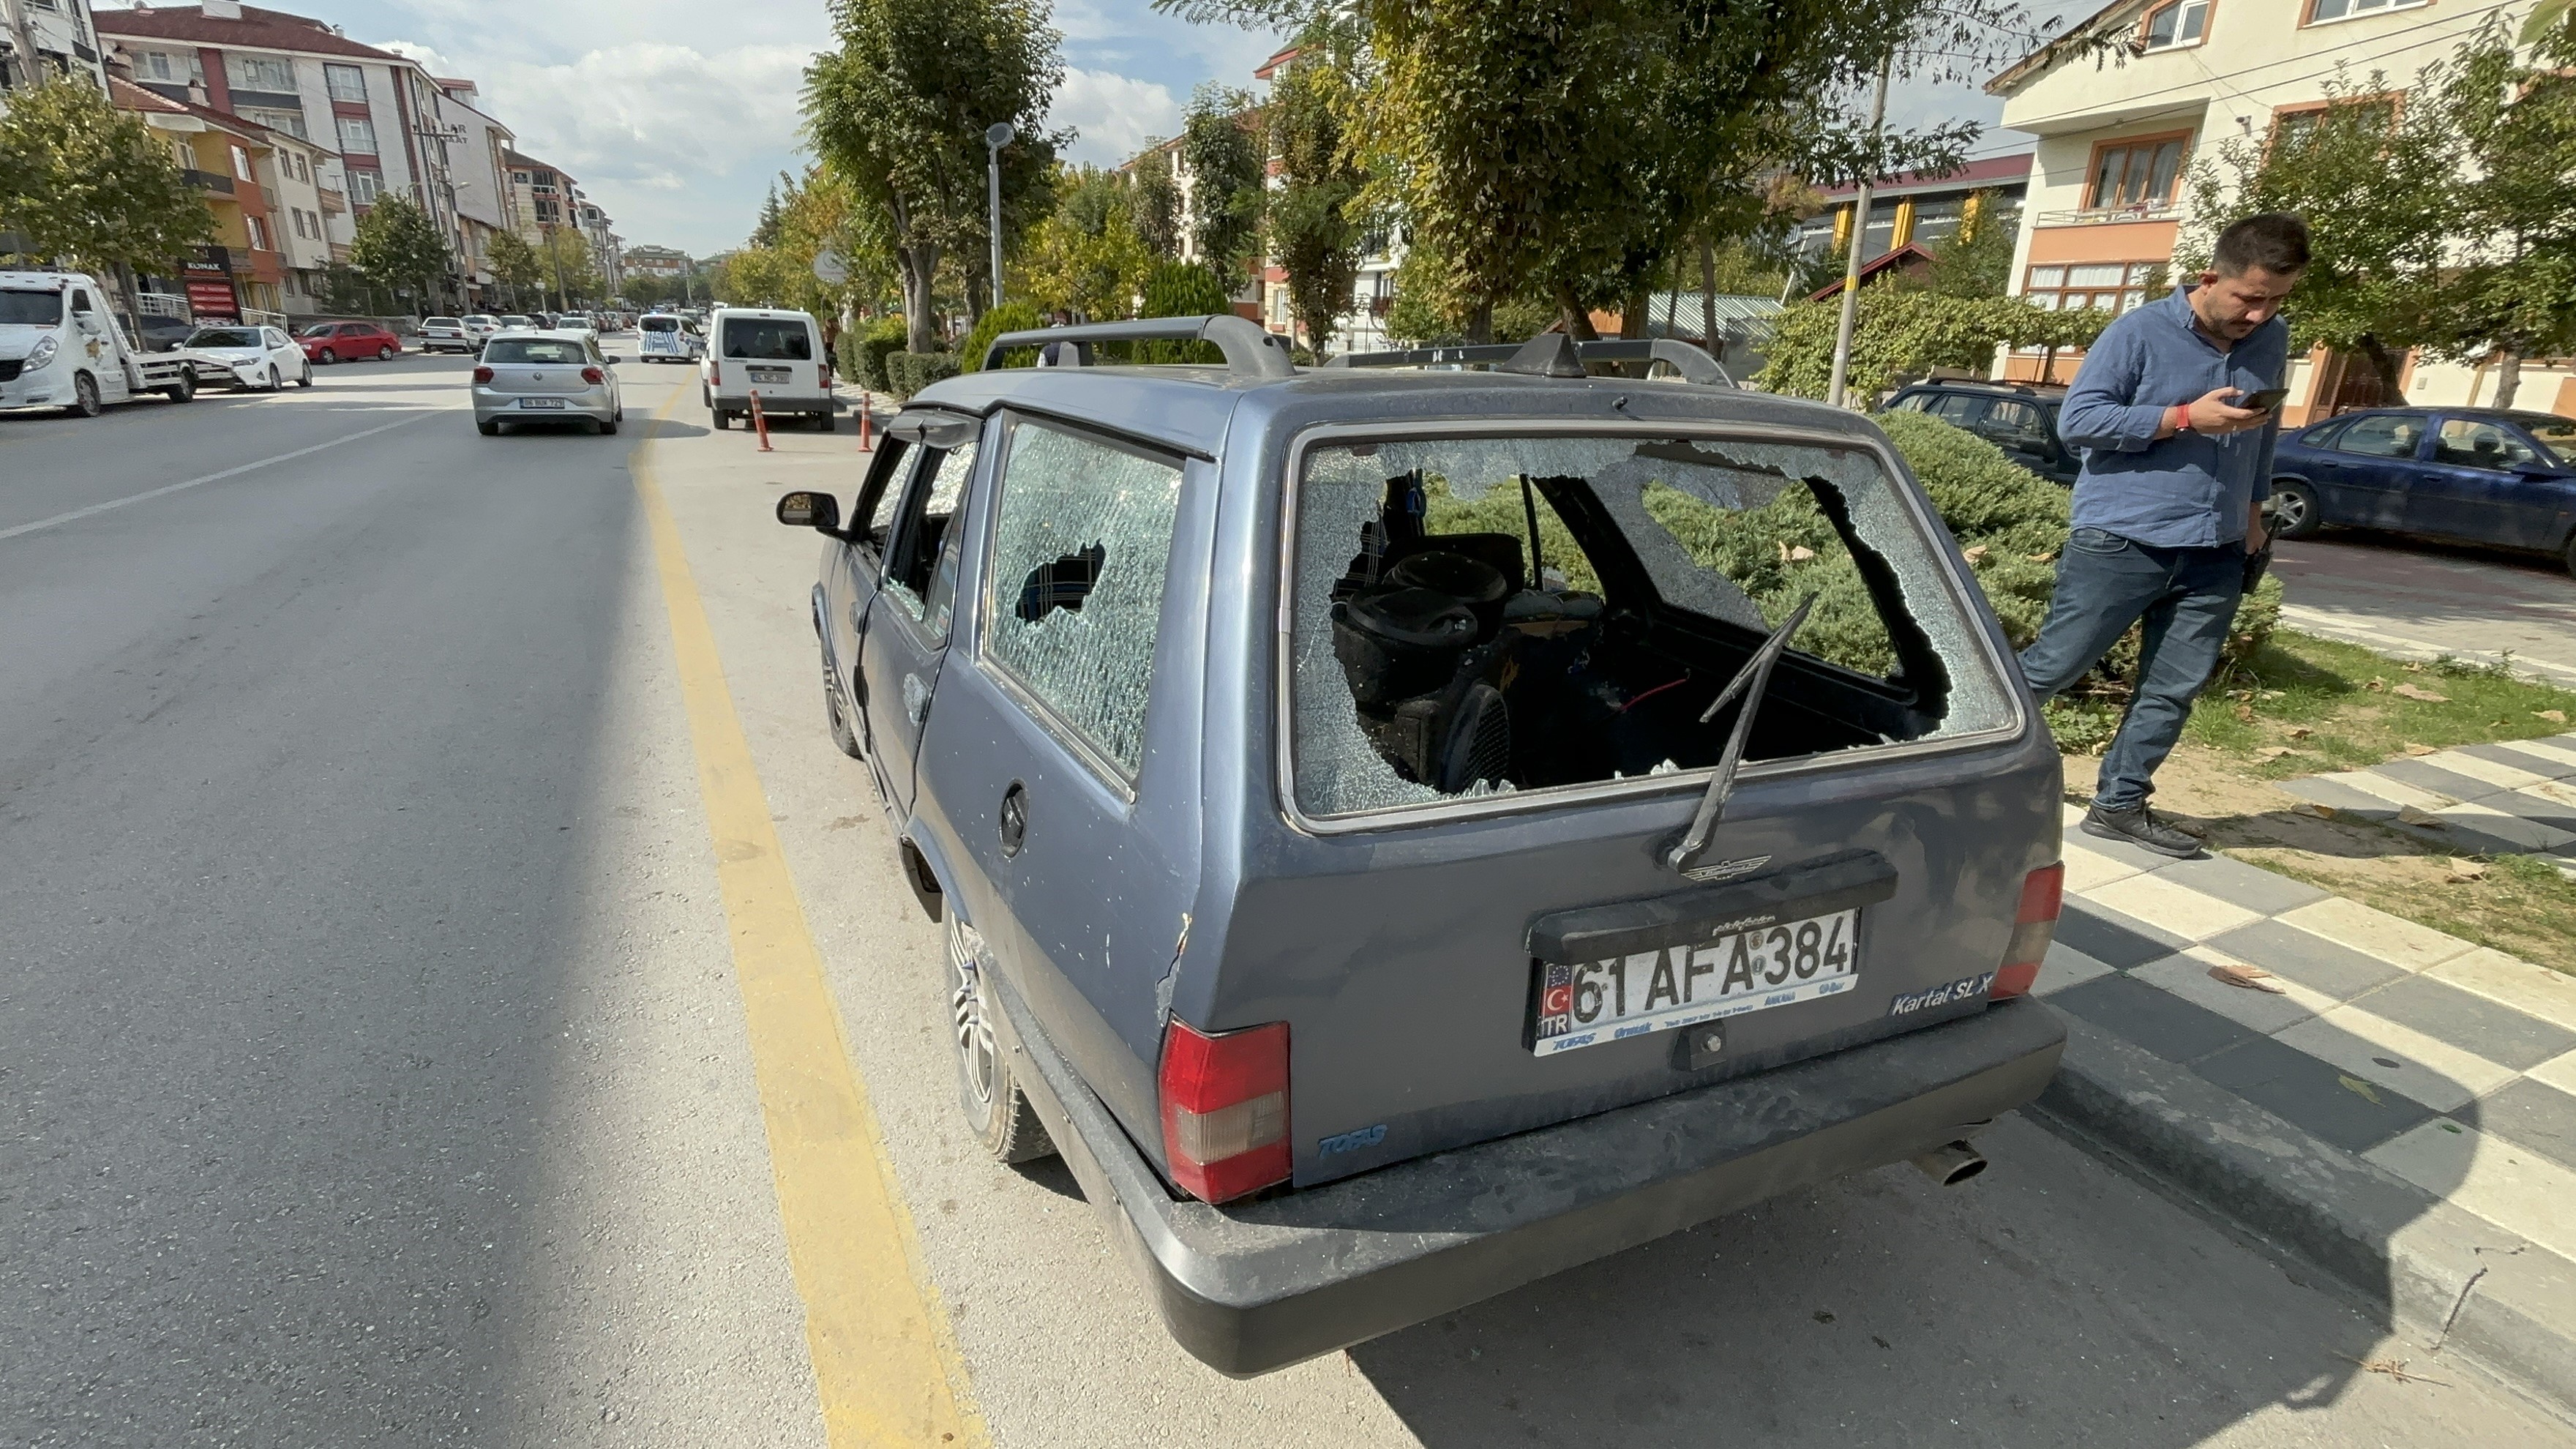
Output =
[
  {"x1": 1882, "y1": 381, "x2": 2079, "y2": 484},
  {"x1": 129, "y1": 313, "x2": 199, "y2": 353},
  {"x1": 2269, "y1": 406, "x2": 2576, "y2": 570}
]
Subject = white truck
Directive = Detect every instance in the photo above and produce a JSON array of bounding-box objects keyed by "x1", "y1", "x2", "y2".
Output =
[{"x1": 0, "y1": 270, "x2": 201, "y2": 418}]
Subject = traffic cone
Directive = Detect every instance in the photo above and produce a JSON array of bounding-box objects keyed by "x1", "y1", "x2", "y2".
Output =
[
  {"x1": 855, "y1": 397, "x2": 873, "y2": 452},
  {"x1": 750, "y1": 390, "x2": 773, "y2": 452}
]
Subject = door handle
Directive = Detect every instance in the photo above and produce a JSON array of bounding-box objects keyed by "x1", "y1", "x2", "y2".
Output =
[{"x1": 998, "y1": 781, "x2": 1028, "y2": 858}]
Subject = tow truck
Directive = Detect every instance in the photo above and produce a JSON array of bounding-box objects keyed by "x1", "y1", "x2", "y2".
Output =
[{"x1": 0, "y1": 270, "x2": 202, "y2": 417}]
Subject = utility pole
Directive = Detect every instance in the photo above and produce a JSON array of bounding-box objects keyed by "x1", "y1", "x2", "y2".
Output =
[
  {"x1": 984, "y1": 121, "x2": 1014, "y2": 310},
  {"x1": 1825, "y1": 49, "x2": 1892, "y2": 411}
]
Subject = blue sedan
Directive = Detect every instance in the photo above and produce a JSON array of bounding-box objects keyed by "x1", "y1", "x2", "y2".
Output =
[{"x1": 2269, "y1": 406, "x2": 2576, "y2": 569}]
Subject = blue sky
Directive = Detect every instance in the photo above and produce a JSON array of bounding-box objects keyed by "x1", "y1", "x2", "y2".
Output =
[{"x1": 97, "y1": 2, "x2": 2081, "y2": 257}]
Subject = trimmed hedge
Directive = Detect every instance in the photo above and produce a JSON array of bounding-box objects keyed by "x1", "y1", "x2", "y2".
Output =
[
  {"x1": 960, "y1": 301, "x2": 1044, "y2": 372},
  {"x1": 885, "y1": 350, "x2": 959, "y2": 399},
  {"x1": 842, "y1": 316, "x2": 907, "y2": 393}
]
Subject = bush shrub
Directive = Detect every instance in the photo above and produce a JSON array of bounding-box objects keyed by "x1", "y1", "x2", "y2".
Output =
[
  {"x1": 959, "y1": 301, "x2": 1045, "y2": 372},
  {"x1": 845, "y1": 316, "x2": 907, "y2": 393},
  {"x1": 885, "y1": 350, "x2": 959, "y2": 399},
  {"x1": 1137, "y1": 261, "x2": 1233, "y2": 364}
]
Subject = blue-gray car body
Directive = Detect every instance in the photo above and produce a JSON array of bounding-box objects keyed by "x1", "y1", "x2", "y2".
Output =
[{"x1": 779, "y1": 322, "x2": 2067, "y2": 1375}]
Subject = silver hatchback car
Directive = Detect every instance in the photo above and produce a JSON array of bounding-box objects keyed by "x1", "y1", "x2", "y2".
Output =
[{"x1": 473, "y1": 330, "x2": 623, "y2": 435}]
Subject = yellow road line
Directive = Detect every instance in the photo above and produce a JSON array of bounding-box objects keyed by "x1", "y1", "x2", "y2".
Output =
[{"x1": 629, "y1": 389, "x2": 987, "y2": 1447}]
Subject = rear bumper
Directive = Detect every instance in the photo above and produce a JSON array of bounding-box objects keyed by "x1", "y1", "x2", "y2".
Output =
[
  {"x1": 712, "y1": 392, "x2": 834, "y2": 416},
  {"x1": 990, "y1": 973, "x2": 2064, "y2": 1377}
]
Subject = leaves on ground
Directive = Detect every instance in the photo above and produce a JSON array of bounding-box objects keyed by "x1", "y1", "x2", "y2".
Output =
[
  {"x1": 2396, "y1": 804, "x2": 2448, "y2": 826},
  {"x1": 2539, "y1": 710, "x2": 2568, "y2": 724},
  {"x1": 2392, "y1": 683, "x2": 2451, "y2": 703},
  {"x1": 2340, "y1": 1355, "x2": 2449, "y2": 1387},
  {"x1": 2209, "y1": 964, "x2": 2287, "y2": 994},
  {"x1": 2403, "y1": 741, "x2": 2438, "y2": 755},
  {"x1": 2448, "y1": 857, "x2": 2489, "y2": 882}
]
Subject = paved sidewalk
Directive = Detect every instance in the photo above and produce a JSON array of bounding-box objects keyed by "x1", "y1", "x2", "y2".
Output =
[
  {"x1": 2032, "y1": 789, "x2": 2576, "y2": 1413},
  {"x1": 2277, "y1": 734, "x2": 2576, "y2": 869}
]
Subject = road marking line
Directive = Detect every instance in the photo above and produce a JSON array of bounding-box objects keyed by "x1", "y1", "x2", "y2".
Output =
[
  {"x1": 0, "y1": 411, "x2": 439, "y2": 543},
  {"x1": 629, "y1": 392, "x2": 987, "y2": 1448}
]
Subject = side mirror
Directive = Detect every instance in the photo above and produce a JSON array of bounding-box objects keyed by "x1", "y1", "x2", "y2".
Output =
[{"x1": 776, "y1": 490, "x2": 842, "y2": 533}]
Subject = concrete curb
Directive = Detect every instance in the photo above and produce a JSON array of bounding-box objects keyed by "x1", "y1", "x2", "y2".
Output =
[{"x1": 2033, "y1": 1013, "x2": 2576, "y2": 1421}]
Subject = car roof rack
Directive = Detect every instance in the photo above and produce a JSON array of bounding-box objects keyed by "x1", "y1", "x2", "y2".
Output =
[
  {"x1": 982, "y1": 313, "x2": 1296, "y2": 381},
  {"x1": 1323, "y1": 333, "x2": 1736, "y2": 387}
]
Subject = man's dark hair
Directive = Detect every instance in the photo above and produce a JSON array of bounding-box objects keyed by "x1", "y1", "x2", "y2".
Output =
[{"x1": 2212, "y1": 212, "x2": 2310, "y2": 276}]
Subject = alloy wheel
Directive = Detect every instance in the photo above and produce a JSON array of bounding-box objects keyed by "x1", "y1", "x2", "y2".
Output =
[{"x1": 949, "y1": 924, "x2": 997, "y2": 1112}]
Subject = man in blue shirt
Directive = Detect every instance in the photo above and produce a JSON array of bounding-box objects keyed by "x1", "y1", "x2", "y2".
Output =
[{"x1": 2020, "y1": 213, "x2": 2308, "y2": 858}]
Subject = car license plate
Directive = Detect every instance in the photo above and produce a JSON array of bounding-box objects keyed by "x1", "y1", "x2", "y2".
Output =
[
  {"x1": 519, "y1": 397, "x2": 567, "y2": 409},
  {"x1": 748, "y1": 367, "x2": 792, "y2": 383},
  {"x1": 1530, "y1": 908, "x2": 1859, "y2": 1056}
]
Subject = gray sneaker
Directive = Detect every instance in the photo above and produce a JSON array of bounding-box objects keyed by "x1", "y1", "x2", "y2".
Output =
[{"x1": 2082, "y1": 802, "x2": 2204, "y2": 859}]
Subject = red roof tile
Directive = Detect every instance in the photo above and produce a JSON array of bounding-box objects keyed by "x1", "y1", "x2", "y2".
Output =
[{"x1": 95, "y1": 4, "x2": 411, "y2": 65}]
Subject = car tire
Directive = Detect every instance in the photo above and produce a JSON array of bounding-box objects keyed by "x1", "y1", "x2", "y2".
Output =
[
  {"x1": 66, "y1": 371, "x2": 102, "y2": 419},
  {"x1": 2269, "y1": 479, "x2": 2322, "y2": 539},
  {"x1": 163, "y1": 371, "x2": 196, "y2": 404},
  {"x1": 714, "y1": 410, "x2": 731, "y2": 430},
  {"x1": 818, "y1": 412, "x2": 836, "y2": 432},
  {"x1": 316, "y1": 349, "x2": 337, "y2": 365},
  {"x1": 599, "y1": 416, "x2": 618, "y2": 436},
  {"x1": 477, "y1": 418, "x2": 500, "y2": 436},
  {"x1": 297, "y1": 364, "x2": 313, "y2": 389},
  {"x1": 947, "y1": 914, "x2": 1055, "y2": 1164},
  {"x1": 377, "y1": 345, "x2": 395, "y2": 362}
]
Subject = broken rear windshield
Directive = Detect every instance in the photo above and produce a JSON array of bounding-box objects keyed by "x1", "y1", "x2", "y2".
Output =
[{"x1": 1289, "y1": 433, "x2": 2015, "y2": 819}]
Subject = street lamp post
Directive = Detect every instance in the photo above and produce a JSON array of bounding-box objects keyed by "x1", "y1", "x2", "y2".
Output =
[
  {"x1": 984, "y1": 121, "x2": 1015, "y2": 310},
  {"x1": 1825, "y1": 49, "x2": 1893, "y2": 411}
]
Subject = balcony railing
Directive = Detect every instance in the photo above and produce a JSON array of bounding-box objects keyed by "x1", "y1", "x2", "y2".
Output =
[
  {"x1": 2034, "y1": 200, "x2": 2182, "y2": 227},
  {"x1": 136, "y1": 292, "x2": 191, "y2": 319},
  {"x1": 182, "y1": 169, "x2": 237, "y2": 195},
  {"x1": 317, "y1": 187, "x2": 348, "y2": 213}
]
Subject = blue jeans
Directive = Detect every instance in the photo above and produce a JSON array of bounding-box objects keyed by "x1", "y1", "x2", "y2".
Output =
[{"x1": 2019, "y1": 527, "x2": 2247, "y2": 812}]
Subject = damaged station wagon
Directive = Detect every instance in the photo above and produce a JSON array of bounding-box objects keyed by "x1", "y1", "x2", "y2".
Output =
[{"x1": 774, "y1": 316, "x2": 2069, "y2": 1375}]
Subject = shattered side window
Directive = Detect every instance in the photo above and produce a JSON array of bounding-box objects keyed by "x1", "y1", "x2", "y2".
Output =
[
  {"x1": 983, "y1": 422, "x2": 1184, "y2": 778},
  {"x1": 1290, "y1": 433, "x2": 2015, "y2": 819},
  {"x1": 883, "y1": 441, "x2": 978, "y2": 626}
]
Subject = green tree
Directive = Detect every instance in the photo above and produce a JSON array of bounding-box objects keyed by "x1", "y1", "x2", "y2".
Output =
[
  {"x1": 2181, "y1": 63, "x2": 2459, "y2": 402},
  {"x1": 1139, "y1": 260, "x2": 1233, "y2": 361},
  {"x1": 806, "y1": 0, "x2": 1066, "y2": 353},
  {"x1": 2440, "y1": 20, "x2": 2576, "y2": 408},
  {"x1": 1019, "y1": 163, "x2": 1156, "y2": 318},
  {"x1": 1268, "y1": 34, "x2": 1367, "y2": 357},
  {"x1": 1181, "y1": 83, "x2": 1265, "y2": 285},
  {"x1": 1914, "y1": 192, "x2": 2018, "y2": 299},
  {"x1": 484, "y1": 229, "x2": 544, "y2": 310},
  {"x1": 0, "y1": 81, "x2": 212, "y2": 274},
  {"x1": 1129, "y1": 147, "x2": 1183, "y2": 260},
  {"x1": 535, "y1": 227, "x2": 599, "y2": 308},
  {"x1": 1165, "y1": 0, "x2": 2010, "y2": 342},
  {"x1": 349, "y1": 195, "x2": 453, "y2": 312}
]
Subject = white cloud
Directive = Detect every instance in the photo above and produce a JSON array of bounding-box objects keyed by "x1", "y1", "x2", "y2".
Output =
[{"x1": 1049, "y1": 67, "x2": 1183, "y2": 167}]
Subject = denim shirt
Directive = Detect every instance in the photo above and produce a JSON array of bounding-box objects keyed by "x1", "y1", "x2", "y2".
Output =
[{"x1": 2059, "y1": 286, "x2": 2290, "y2": 548}]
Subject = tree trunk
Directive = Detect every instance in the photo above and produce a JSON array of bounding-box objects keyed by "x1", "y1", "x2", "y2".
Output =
[
  {"x1": 1464, "y1": 298, "x2": 1494, "y2": 346},
  {"x1": 901, "y1": 244, "x2": 940, "y2": 354},
  {"x1": 2355, "y1": 335, "x2": 2408, "y2": 404},
  {"x1": 1557, "y1": 287, "x2": 1600, "y2": 341},
  {"x1": 1618, "y1": 282, "x2": 1648, "y2": 340},
  {"x1": 2494, "y1": 348, "x2": 2523, "y2": 411},
  {"x1": 1699, "y1": 233, "x2": 1719, "y2": 362}
]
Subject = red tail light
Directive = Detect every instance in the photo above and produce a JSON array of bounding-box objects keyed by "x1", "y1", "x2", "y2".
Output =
[
  {"x1": 1991, "y1": 863, "x2": 2065, "y2": 999},
  {"x1": 710, "y1": 362, "x2": 720, "y2": 387},
  {"x1": 1158, "y1": 1019, "x2": 1290, "y2": 1203},
  {"x1": 471, "y1": 364, "x2": 493, "y2": 383},
  {"x1": 581, "y1": 366, "x2": 604, "y2": 384}
]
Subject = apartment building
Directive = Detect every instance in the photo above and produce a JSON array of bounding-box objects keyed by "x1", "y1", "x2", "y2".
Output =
[
  {"x1": 1, "y1": 0, "x2": 109, "y2": 92},
  {"x1": 98, "y1": 1, "x2": 498, "y2": 307},
  {"x1": 1988, "y1": 0, "x2": 2568, "y2": 420},
  {"x1": 430, "y1": 76, "x2": 517, "y2": 309},
  {"x1": 113, "y1": 75, "x2": 291, "y2": 321},
  {"x1": 577, "y1": 198, "x2": 623, "y2": 297},
  {"x1": 1793, "y1": 153, "x2": 2033, "y2": 274},
  {"x1": 506, "y1": 149, "x2": 573, "y2": 239},
  {"x1": 625, "y1": 244, "x2": 690, "y2": 280}
]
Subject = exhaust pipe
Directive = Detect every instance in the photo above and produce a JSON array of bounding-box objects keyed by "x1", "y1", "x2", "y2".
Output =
[{"x1": 1910, "y1": 1140, "x2": 1988, "y2": 1186}]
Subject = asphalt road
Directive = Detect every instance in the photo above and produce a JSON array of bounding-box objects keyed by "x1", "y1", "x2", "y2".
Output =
[
  {"x1": 3, "y1": 354, "x2": 2569, "y2": 1446},
  {"x1": 2276, "y1": 531, "x2": 2576, "y2": 685}
]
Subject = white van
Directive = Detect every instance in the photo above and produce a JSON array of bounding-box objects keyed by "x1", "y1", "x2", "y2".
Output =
[
  {"x1": 637, "y1": 312, "x2": 703, "y2": 364},
  {"x1": 703, "y1": 307, "x2": 834, "y2": 430}
]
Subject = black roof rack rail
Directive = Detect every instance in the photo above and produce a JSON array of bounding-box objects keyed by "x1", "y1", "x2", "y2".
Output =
[
  {"x1": 1322, "y1": 334, "x2": 1736, "y2": 388},
  {"x1": 981, "y1": 313, "x2": 1295, "y2": 381}
]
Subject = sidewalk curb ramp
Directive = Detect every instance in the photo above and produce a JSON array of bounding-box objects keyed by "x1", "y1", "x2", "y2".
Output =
[{"x1": 2033, "y1": 1014, "x2": 2576, "y2": 1422}]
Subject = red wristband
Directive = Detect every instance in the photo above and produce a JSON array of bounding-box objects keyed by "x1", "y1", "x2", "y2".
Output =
[{"x1": 2167, "y1": 404, "x2": 2190, "y2": 435}]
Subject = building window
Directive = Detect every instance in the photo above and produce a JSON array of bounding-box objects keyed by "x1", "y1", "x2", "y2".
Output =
[
  {"x1": 338, "y1": 117, "x2": 378, "y2": 155},
  {"x1": 2085, "y1": 135, "x2": 2190, "y2": 210},
  {"x1": 2141, "y1": 1, "x2": 2208, "y2": 50},
  {"x1": 227, "y1": 53, "x2": 296, "y2": 92},
  {"x1": 325, "y1": 64, "x2": 368, "y2": 102},
  {"x1": 141, "y1": 50, "x2": 179, "y2": 81},
  {"x1": 2309, "y1": 0, "x2": 2427, "y2": 23},
  {"x1": 350, "y1": 169, "x2": 382, "y2": 205},
  {"x1": 247, "y1": 216, "x2": 270, "y2": 251},
  {"x1": 243, "y1": 108, "x2": 307, "y2": 140},
  {"x1": 231, "y1": 144, "x2": 254, "y2": 181},
  {"x1": 2023, "y1": 261, "x2": 2160, "y2": 313}
]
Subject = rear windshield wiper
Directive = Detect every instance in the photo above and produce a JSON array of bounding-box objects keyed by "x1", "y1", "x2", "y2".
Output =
[{"x1": 1666, "y1": 594, "x2": 1817, "y2": 874}]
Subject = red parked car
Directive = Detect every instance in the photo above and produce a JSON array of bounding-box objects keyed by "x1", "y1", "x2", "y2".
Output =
[{"x1": 299, "y1": 322, "x2": 402, "y2": 364}]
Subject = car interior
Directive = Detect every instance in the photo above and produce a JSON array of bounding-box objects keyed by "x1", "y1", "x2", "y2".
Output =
[{"x1": 1300, "y1": 439, "x2": 1978, "y2": 809}]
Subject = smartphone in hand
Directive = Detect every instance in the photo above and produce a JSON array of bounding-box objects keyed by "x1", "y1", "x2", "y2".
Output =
[{"x1": 2239, "y1": 386, "x2": 2290, "y2": 411}]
